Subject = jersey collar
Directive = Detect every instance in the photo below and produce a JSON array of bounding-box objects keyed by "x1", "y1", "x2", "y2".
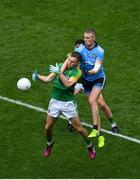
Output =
[{"x1": 86, "y1": 41, "x2": 98, "y2": 50}]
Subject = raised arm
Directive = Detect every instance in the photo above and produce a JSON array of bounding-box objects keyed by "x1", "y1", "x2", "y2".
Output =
[
  {"x1": 60, "y1": 57, "x2": 69, "y2": 73},
  {"x1": 49, "y1": 52, "x2": 82, "y2": 87},
  {"x1": 58, "y1": 72, "x2": 78, "y2": 87}
]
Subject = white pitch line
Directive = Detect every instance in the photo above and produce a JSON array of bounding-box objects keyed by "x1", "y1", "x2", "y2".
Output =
[
  {"x1": 81, "y1": 122, "x2": 140, "y2": 145},
  {"x1": 0, "y1": 95, "x2": 140, "y2": 145},
  {"x1": 0, "y1": 95, "x2": 48, "y2": 113}
]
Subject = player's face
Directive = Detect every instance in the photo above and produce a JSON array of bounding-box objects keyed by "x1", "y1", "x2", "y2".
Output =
[
  {"x1": 67, "y1": 57, "x2": 79, "y2": 68},
  {"x1": 84, "y1": 32, "x2": 95, "y2": 48}
]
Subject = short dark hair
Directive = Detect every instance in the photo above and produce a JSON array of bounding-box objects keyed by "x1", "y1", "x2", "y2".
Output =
[
  {"x1": 85, "y1": 29, "x2": 96, "y2": 36},
  {"x1": 71, "y1": 51, "x2": 82, "y2": 62},
  {"x1": 74, "y1": 39, "x2": 85, "y2": 46}
]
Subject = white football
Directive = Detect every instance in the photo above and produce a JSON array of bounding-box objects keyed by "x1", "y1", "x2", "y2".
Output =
[{"x1": 17, "y1": 78, "x2": 31, "y2": 91}]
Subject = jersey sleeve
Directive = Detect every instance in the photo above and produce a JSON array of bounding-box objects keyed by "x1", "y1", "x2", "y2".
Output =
[
  {"x1": 96, "y1": 47, "x2": 104, "y2": 61},
  {"x1": 66, "y1": 52, "x2": 71, "y2": 57},
  {"x1": 58, "y1": 63, "x2": 63, "y2": 68},
  {"x1": 74, "y1": 44, "x2": 84, "y2": 54},
  {"x1": 69, "y1": 68, "x2": 82, "y2": 83}
]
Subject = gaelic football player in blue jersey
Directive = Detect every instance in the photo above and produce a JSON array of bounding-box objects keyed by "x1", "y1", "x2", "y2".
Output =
[
  {"x1": 75, "y1": 29, "x2": 106, "y2": 148},
  {"x1": 66, "y1": 39, "x2": 119, "y2": 134},
  {"x1": 61, "y1": 30, "x2": 107, "y2": 148}
]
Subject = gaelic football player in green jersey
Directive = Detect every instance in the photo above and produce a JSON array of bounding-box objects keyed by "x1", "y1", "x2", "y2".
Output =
[{"x1": 32, "y1": 52, "x2": 96, "y2": 160}]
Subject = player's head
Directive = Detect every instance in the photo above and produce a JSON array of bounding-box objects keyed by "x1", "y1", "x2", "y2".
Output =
[
  {"x1": 75, "y1": 39, "x2": 85, "y2": 48},
  {"x1": 67, "y1": 51, "x2": 81, "y2": 68},
  {"x1": 66, "y1": 39, "x2": 84, "y2": 58},
  {"x1": 84, "y1": 29, "x2": 96, "y2": 48}
]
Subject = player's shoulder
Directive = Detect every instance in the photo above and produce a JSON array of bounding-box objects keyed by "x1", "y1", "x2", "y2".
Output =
[
  {"x1": 75, "y1": 44, "x2": 85, "y2": 52},
  {"x1": 73, "y1": 66, "x2": 82, "y2": 75},
  {"x1": 96, "y1": 44, "x2": 104, "y2": 54},
  {"x1": 95, "y1": 44, "x2": 104, "y2": 54},
  {"x1": 58, "y1": 63, "x2": 63, "y2": 68},
  {"x1": 77, "y1": 66, "x2": 82, "y2": 73},
  {"x1": 77, "y1": 67, "x2": 82, "y2": 77},
  {"x1": 73, "y1": 67, "x2": 82, "y2": 80}
]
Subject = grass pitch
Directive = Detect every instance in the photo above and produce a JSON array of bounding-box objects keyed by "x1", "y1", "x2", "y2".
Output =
[{"x1": 0, "y1": 0, "x2": 140, "y2": 178}]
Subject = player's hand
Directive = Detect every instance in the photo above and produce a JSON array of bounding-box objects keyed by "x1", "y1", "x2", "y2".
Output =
[
  {"x1": 49, "y1": 63, "x2": 60, "y2": 74},
  {"x1": 32, "y1": 70, "x2": 38, "y2": 81},
  {"x1": 88, "y1": 69, "x2": 95, "y2": 75}
]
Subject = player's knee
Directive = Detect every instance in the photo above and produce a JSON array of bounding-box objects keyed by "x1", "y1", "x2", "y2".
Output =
[
  {"x1": 89, "y1": 98, "x2": 97, "y2": 106},
  {"x1": 45, "y1": 124, "x2": 51, "y2": 132}
]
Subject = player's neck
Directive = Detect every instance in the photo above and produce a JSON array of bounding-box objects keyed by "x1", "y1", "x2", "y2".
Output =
[
  {"x1": 86, "y1": 42, "x2": 95, "y2": 50},
  {"x1": 67, "y1": 66, "x2": 76, "y2": 70}
]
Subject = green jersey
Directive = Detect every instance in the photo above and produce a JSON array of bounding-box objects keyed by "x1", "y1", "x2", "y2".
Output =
[{"x1": 51, "y1": 63, "x2": 82, "y2": 101}]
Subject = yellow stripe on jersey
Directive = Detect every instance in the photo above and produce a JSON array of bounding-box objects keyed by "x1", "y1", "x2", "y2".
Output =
[
  {"x1": 66, "y1": 52, "x2": 72, "y2": 57},
  {"x1": 69, "y1": 68, "x2": 82, "y2": 83}
]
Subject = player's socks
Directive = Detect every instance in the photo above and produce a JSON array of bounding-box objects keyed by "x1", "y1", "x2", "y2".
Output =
[
  {"x1": 66, "y1": 123, "x2": 73, "y2": 132},
  {"x1": 86, "y1": 138, "x2": 91, "y2": 146},
  {"x1": 111, "y1": 122, "x2": 119, "y2": 133},
  {"x1": 93, "y1": 125, "x2": 98, "y2": 130},
  {"x1": 108, "y1": 117, "x2": 114, "y2": 123},
  {"x1": 108, "y1": 117, "x2": 120, "y2": 133}
]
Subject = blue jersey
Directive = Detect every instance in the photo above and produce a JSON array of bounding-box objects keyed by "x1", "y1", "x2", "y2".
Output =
[{"x1": 75, "y1": 43, "x2": 105, "y2": 81}]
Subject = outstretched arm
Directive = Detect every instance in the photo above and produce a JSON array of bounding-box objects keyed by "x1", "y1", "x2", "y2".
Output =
[
  {"x1": 32, "y1": 70, "x2": 56, "y2": 83},
  {"x1": 38, "y1": 72, "x2": 56, "y2": 83}
]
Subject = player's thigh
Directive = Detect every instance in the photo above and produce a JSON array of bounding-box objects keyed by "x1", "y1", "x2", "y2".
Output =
[{"x1": 89, "y1": 87, "x2": 102, "y2": 103}]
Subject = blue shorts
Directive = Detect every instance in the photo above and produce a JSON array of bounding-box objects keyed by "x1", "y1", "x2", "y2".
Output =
[{"x1": 82, "y1": 77, "x2": 106, "y2": 95}]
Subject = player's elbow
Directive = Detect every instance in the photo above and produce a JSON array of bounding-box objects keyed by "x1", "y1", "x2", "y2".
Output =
[
  {"x1": 65, "y1": 81, "x2": 75, "y2": 87},
  {"x1": 44, "y1": 77, "x2": 52, "y2": 83},
  {"x1": 65, "y1": 82, "x2": 72, "y2": 87}
]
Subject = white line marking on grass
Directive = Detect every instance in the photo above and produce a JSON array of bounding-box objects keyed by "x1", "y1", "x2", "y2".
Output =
[
  {"x1": 81, "y1": 122, "x2": 140, "y2": 145},
  {"x1": 0, "y1": 95, "x2": 140, "y2": 145},
  {"x1": 0, "y1": 95, "x2": 47, "y2": 113}
]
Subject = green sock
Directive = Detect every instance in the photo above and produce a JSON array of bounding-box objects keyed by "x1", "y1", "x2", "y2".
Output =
[
  {"x1": 98, "y1": 131, "x2": 102, "y2": 136},
  {"x1": 86, "y1": 138, "x2": 92, "y2": 147},
  {"x1": 108, "y1": 117, "x2": 114, "y2": 124}
]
